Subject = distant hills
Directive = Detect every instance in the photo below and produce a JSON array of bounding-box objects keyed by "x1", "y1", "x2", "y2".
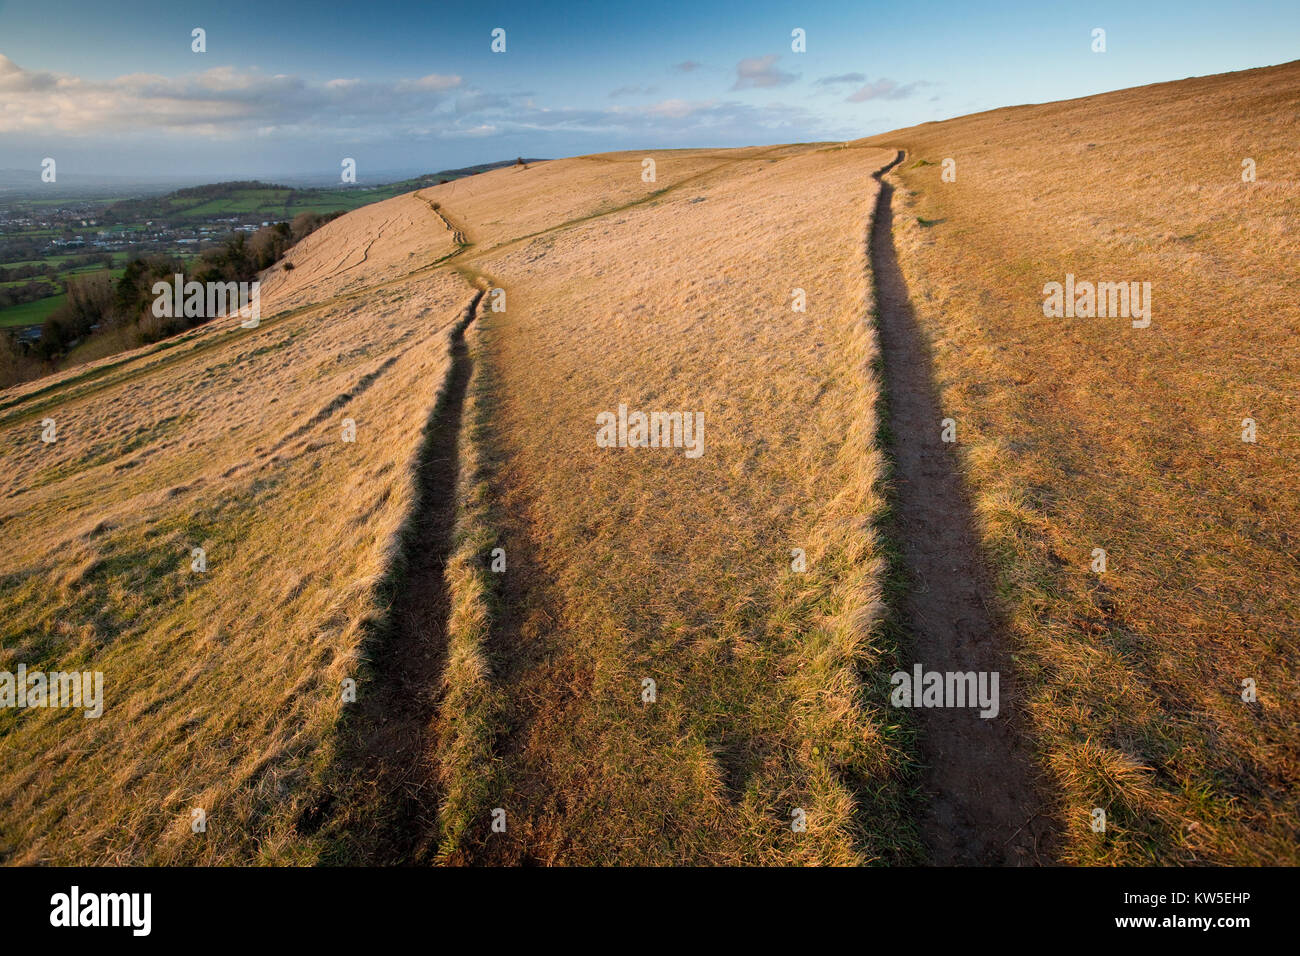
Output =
[{"x1": 0, "y1": 158, "x2": 547, "y2": 203}]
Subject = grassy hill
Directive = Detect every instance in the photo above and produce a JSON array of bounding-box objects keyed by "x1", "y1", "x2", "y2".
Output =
[
  {"x1": 0, "y1": 64, "x2": 1295, "y2": 866},
  {"x1": 856, "y1": 59, "x2": 1299, "y2": 864}
]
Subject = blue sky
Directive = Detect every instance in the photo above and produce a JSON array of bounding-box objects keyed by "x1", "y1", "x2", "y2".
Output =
[{"x1": 1, "y1": 0, "x2": 1296, "y2": 181}]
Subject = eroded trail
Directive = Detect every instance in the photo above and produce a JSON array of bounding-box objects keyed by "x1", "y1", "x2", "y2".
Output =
[
  {"x1": 870, "y1": 152, "x2": 1058, "y2": 864},
  {"x1": 318, "y1": 289, "x2": 483, "y2": 864},
  {"x1": 416, "y1": 193, "x2": 468, "y2": 246}
]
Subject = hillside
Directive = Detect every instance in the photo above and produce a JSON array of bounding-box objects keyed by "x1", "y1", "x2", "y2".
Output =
[
  {"x1": 857, "y1": 59, "x2": 1299, "y2": 864},
  {"x1": 0, "y1": 62, "x2": 1296, "y2": 866}
]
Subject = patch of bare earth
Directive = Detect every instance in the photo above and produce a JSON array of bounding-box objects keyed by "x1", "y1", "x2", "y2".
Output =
[
  {"x1": 871, "y1": 152, "x2": 1059, "y2": 864},
  {"x1": 319, "y1": 291, "x2": 484, "y2": 864}
]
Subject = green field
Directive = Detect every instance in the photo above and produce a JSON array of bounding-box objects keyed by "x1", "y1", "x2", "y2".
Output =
[{"x1": 0, "y1": 293, "x2": 66, "y2": 329}]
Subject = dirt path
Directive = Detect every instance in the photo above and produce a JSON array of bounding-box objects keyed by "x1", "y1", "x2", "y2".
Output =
[
  {"x1": 415, "y1": 193, "x2": 469, "y2": 246},
  {"x1": 432, "y1": 285, "x2": 579, "y2": 866},
  {"x1": 318, "y1": 289, "x2": 483, "y2": 864},
  {"x1": 869, "y1": 151, "x2": 1058, "y2": 864}
]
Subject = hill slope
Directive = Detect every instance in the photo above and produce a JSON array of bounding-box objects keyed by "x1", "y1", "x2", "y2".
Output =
[
  {"x1": 1, "y1": 62, "x2": 1295, "y2": 866},
  {"x1": 858, "y1": 59, "x2": 1299, "y2": 864}
]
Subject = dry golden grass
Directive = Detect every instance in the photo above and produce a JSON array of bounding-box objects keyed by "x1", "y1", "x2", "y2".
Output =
[
  {"x1": 858, "y1": 60, "x2": 1300, "y2": 864},
  {"x1": 262, "y1": 193, "x2": 460, "y2": 311},
  {"x1": 417, "y1": 147, "x2": 801, "y2": 253},
  {"x1": 4, "y1": 61, "x2": 1292, "y2": 867},
  {"x1": 2, "y1": 145, "x2": 913, "y2": 865},
  {"x1": 0, "y1": 195, "x2": 475, "y2": 863},
  {"x1": 431, "y1": 143, "x2": 913, "y2": 864}
]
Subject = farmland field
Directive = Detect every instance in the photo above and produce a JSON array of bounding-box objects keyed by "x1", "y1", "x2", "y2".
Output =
[{"x1": 0, "y1": 293, "x2": 66, "y2": 329}]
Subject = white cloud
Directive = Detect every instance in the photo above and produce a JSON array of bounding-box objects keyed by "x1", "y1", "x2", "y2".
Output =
[
  {"x1": 816, "y1": 73, "x2": 866, "y2": 86},
  {"x1": 732, "y1": 55, "x2": 797, "y2": 90},
  {"x1": 441, "y1": 124, "x2": 499, "y2": 138},
  {"x1": 846, "y1": 78, "x2": 928, "y2": 102},
  {"x1": 0, "y1": 54, "x2": 462, "y2": 136},
  {"x1": 609, "y1": 84, "x2": 658, "y2": 98},
  {"x1": 395, "y1": 73, "x2": 462, "y2": 93},
  {"x1": 0, "y1": 52, "x2": 851, "y2": 156},
  {"x1": 642, "y1": 98, "x2": 705, "y2": 119}
]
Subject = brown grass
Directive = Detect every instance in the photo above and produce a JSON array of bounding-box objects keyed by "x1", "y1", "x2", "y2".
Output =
[
  {"x1": 858, "y1": 59, "x2": 1300, "y2": 864},
  {"x1": 0, "y1": 194, "x2": 475, "y2": 863},
  {"x1": 3, "y1": 60, "x2": 1293, "y2": 866},
  {"x1": 430, "y1": 143, "x2": 913, "y2": 864}
]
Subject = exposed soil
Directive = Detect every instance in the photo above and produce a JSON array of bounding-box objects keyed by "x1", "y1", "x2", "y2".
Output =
[
  {"x1": 869, "y1": 151, "x2": 1059, "y2": 865},
  {"x1": 318, "y1": 289, "x2": 483, "y2": 864}
]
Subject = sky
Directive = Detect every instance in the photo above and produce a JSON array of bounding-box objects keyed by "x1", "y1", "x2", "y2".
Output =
[{"x1": 1, "y1": 0, "x2": 1297, "y2": 182}]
